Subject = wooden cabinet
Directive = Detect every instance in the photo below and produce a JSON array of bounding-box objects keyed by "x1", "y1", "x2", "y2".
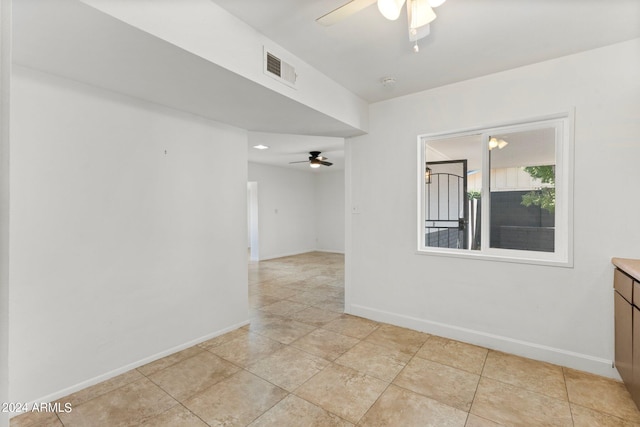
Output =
[
  {"x1": 615, "y1": 290, "x2": 633, "y2": 385},
  {"x1": 613, "y1": 258, "x2": 640, "y2": 409},
  {"x1": 633, "y1": 305, "x2": 640, "y2": 401}
]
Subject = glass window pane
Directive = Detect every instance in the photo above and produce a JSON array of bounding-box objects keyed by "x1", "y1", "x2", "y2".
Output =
[
  {"x1": 488, "y1": 128, "x2": 556, "y2": 252},
  {"x1": 424, "y1": 135, "x2": 481, "y2": 250}
]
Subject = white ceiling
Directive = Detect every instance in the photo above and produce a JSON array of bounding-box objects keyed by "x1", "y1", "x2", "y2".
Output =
[
  {"x1": 12, "y1": 0, "x2": 640, "y2": 173},
  {"x1": 248, "y1": 132, "x2": 345, "y2": 172},
  {"x1": 219, "y1": 0, "x2": 639, "y2": 172},
  {"x1": 12, "y1": 0, "x2": 364, "y2": 138},
  {"x1": 211, "y1": 0, "x2": 640, "y2": 103}
]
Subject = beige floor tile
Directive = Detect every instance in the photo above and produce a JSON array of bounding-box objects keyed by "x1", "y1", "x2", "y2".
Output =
[
  {"x1": 286, "y1": 291, "x2": 329, "y2": 305},
  {"x1": 359, "y1": 384, "x2": 468, "y2": 427},
  {"x1": 248, "y1": 283, "x2": 263, "y2": 294},
  {"x1": 295, "y1": 268, "x2": 333, "y2": 282},
  {"x1": 138, "y1": 405, "x2": 208, "y2": 427},
  {"x1": 564, "y1": 368, "x2": 640, "y2": 423},
  {"x1": 260, "y1": 275, "x2": 304, "y2": 288},
  {"x1": 248, "y1": 270, "x2": 290, "y2": 285},
  {"x1": 208, "y1": 332, "x2": 285, "y2": 367},
  {"x1": 482, "y1": 351, "x2": 567, "y2": 400},
  {"x1": 288, "y1": 306, "x2": 343, "y2": 327},
  {"x1": 323, "y1": 315, "x2": 380, "y2": 339},
  {"x1": 183, "y1": 370, "x2": 287, "y2": 427},
  {"x1": 298, "y1": 275, "x2": 342, "y2": 288},
  {"x1": 254, "y1": 285, "x2": 299, "y2": 300},
  {"x1": 247, "y1": 346, "x2": 330, "y2": 391},
  {"x1": 249, "y1": 310, "x2": 294, "y2": 325},
  {"x1": 148, "y1": 351, "x2": 240, "y2": 401},
  {"x1": 260, "y1": 300, "x2": 309, "y2": 316},
  {"x1": 364, "y1": 324, "x2": 429, "y2": 355},
  {"x1": 137, "y1": 346, "x2": 205, "y2": 376},
  {"x1": 249, "y1": 293, "x2": 281, "y2": 309},
  {"x1": 10, "y1": 411, "x2": 62, "y2": 427},
  {"x1": 465, "y1": 414, "x2": 504, "y2": 426},
  {"x1": 282, "y1": 279, "x2": 325, "y2": 293},
  {"x1": 292, "y1": 328, "x2": 359, "y2": 361},
  {"x1": 249, "y1": 394, "x2": 353, "y2": 427},
  {"x1": 295, "y1": 364, "x2": 388, "y2": 424},
  {"x1": 417, "y1": 336, "x2": 488, "y2": 375},
  {"x1": 570, "y1": 403, "x2": 640, "y2": 427},
  {"x1": 335, "y1": 341, "x2": 411, "y2": 382},
  {"x1": 335, "y1": 287, "x2": 345, "y2": 296},
  {"x1": 318, "y1": 267, "x2": 344, "y2": 287},
  {"x1": 198, "y1": 326, "x2": 250, "y2": 351},
  {"x1": 393, "y1": 356, "x2": 480, "y2": 411},
  {"x1": 470, "y1": 377, "x2": 573, "y2": 427},
  {"x1": 55, "y1": 369, "x2": 144, "y2": 407},
  {"x1": 312, "y1": 296, "x2": 345, "y2": 313},
  {"x1": 57, "y1": 378, "x2": 176, "y2": 427},
  {"x1": 249, "y1": 315, "x2": 316, "y2": 344},
  {"x1": 308, "y1": 284, "x2": 344, "y2": 298}
]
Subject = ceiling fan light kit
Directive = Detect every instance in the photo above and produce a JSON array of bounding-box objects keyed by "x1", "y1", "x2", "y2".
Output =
[
  {"x1": 317, "y1": 0, "x2": 446, "y2": 51},
  {"x1": 289, "y1": 151, "x2": 334, "y2": 168},
  {"x1": 489, "y1": 137, "x2": 509, "y2": 150},
  {"x1": 408, "y1": 0, "x2": 436, "y2": 31},
  {"x1": 377, "y1": 0, "x2": 405, "y2": 20}
]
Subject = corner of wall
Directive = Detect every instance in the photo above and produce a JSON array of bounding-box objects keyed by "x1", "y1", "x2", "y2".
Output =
[{"x1": 0, "y1": 0, "x2": 10, "y2": 425}]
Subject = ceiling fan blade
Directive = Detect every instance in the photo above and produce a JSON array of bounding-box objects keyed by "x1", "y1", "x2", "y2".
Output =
[
  {"x1": 289, "y1": 160, "x2": 311, "y2": 164},
  {"x1": 319, "y1": 161, "x2": 333, "y2": 166},
  {"x1": 316, "y1": 0, "x2": 377, "y2": 26}
]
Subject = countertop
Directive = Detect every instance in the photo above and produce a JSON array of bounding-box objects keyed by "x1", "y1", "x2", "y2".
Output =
[{"x1": 613, "y1": 258, "x2": 640, "y2": 282}]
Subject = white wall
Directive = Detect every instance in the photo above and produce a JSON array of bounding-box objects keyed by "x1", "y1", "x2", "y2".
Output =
[
  {"x1": 316, "y1": 171, "x2": 345, "y2": 253},
  {"x1": 247, "y1": 164, "x2": 346, "y2": 259},
  {"x1": 9, "y1": 66, "x2": 249, "y2": 403},
  {"x1": 248, "y1": 163, "x2": 317, "y2": 260},
  {"x1": 346, "y1": 39, "x2": 640, "y2": 377},
  {"x1": 0, "y1": 0, "x2": 10, "y2": 425}
]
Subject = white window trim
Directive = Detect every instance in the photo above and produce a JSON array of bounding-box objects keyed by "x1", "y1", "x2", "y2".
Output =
[{"x1": 416, "y1": 111, "x2": 574, "y2": 267}]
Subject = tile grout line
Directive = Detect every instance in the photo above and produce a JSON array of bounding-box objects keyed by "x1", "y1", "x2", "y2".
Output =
[
  {"x1": 466, "y1": 346, "x2": 491, "y2": 422},
  {"x1": 561, "y1": 366, "x2": 576, "y2": 426}
]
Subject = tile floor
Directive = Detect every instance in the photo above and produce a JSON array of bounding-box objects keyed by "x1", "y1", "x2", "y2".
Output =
[{"x1": 12, "y1": 252, "x2": 640, "y2": 426}]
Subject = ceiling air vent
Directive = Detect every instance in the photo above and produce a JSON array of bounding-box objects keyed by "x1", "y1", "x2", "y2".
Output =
[{"x1": 264, "y1": 49, "x2": 297, "y2": 88}]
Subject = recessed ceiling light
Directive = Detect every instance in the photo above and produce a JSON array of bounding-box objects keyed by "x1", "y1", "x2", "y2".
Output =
[{"x1": 253, "y1": 144, "x2": 269, "y2": 150}]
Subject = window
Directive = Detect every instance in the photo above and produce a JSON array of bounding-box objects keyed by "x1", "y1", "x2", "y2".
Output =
[{"x1": 417, "y1": 114, "x2": 573, "y2": 266}]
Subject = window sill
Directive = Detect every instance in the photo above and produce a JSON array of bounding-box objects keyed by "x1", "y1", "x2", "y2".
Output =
[{"x1": 415, "y1": 247, "x2": 573, "y2": 268}]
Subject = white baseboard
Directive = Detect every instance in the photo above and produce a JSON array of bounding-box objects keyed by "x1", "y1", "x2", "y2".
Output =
[
  {"x1": 347, "y1": 304, "x2": 619, "y2": 380},
  {"x1": 259, "y1": 248, "x2": 344, "y2": 261},
  {"x1": 258, "y1": 248, "x2": 317, "y2": 261},
  {"x1": 315, "y1": 249, "x2": 345, "y2": 254},
  {"x1": 14, "y1": 319, "x2": 250, "y2": 417}
]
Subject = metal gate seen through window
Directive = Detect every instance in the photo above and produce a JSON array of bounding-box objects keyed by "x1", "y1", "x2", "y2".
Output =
[{"x1": 425, "y1": 160, "x2": 468, "y2": 249}]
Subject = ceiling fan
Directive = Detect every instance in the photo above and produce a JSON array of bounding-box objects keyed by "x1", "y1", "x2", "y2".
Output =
[
  {"x1": 290, "y1": 151, "x2": 333, "y2": 168},
  {"x1": 317, "y1": 0, "x2": 447, "y2": 52}
]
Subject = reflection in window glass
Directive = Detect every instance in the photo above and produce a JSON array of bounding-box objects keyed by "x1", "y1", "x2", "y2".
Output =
[{"x1": 489, "y1": 128, "x2": 555, "y2": 252}]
